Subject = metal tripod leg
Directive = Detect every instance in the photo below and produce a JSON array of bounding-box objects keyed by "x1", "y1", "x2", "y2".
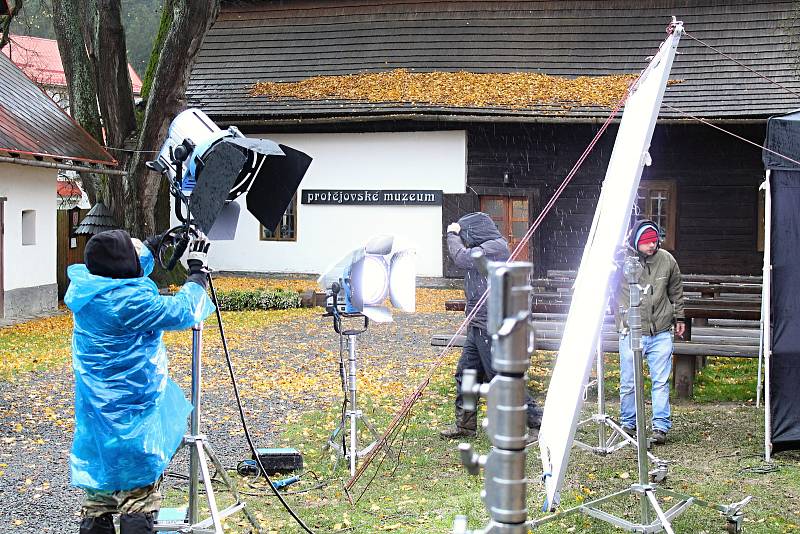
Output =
[
  {"x1": 198, "y1": 439, "x2": 261, "y2": 532},
  {"x1": 572, "y1": 334, "x2": 669, "y2": 482},
  {"x1": 325, "y1": 406, "x2": 381, "y2": 475},
  {"x1": 323, "y1": 331, "x2": 381, "y2": 476},
  {"x1": 530, "y1": 258, "x2": 750, "y2": 533},
  {"x1": 154, "y1": 322, "x2": 262, "y2": 534},
  {"x1": 155, "y1": 434, "x2": 262, "y2": 533}
]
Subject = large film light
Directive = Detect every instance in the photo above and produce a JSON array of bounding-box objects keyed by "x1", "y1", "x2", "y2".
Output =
[
  {"x1": 150, "y1": 108, "x2": 312, "y2": 239},
  {"x1": 319, "y1": 235, "x2": 416, "y2": 322}
]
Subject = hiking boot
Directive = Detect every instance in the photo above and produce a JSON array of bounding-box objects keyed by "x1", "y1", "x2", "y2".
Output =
[
  {"x1": 651, "y1": 429, "x2": 668, "y2": 445},
  {"x1": 621, "y1": 425, "x2": 636, "y2": 438},
  {"x1": 439, "y1": 424, "x2": 477, "y2": 439},
  {"x1": 440, "y1": 407, "x2": 478, "y2": 439}
]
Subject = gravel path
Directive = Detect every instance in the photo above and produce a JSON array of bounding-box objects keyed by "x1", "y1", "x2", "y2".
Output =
[{"x1": 0, "y1": 306, "x2": 457, "y2": 533}]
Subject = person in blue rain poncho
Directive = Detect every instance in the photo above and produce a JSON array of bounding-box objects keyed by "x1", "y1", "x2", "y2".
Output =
[{"x1": 65, "y1": 229, "x2": 214, "y2": 534}]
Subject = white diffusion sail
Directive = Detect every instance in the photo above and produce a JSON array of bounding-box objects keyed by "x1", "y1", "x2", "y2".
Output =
[{"x1": 539, "y1": 22, "x2": 684, "y2": 511}]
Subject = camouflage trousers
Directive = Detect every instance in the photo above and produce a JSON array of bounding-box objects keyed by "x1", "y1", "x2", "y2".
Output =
[{"x1": 81, "y1": 478, "x2": 162, "y2": 518}]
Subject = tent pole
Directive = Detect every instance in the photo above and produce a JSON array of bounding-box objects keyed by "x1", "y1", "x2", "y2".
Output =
[
  {"x1": 762, "y1": 169, "x2": 772, "y2": 463},
  {"x1": 757, "y1": 179, "x2": 766, "y2": 409}
]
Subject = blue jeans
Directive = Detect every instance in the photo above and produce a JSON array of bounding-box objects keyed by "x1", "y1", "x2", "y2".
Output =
[{"x1": 619, "y1": 331, "x2": 673, "y2": 432}]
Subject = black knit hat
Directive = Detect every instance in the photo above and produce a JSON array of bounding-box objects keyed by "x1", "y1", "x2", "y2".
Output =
[{"x1": 84, "y1": 229, "x2": 142, "y2": 279}]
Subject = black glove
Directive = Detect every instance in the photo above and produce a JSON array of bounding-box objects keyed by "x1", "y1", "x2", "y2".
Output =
[
  {"x1": 185, "y1": 236, "x2": 210, "y2": 289},
  {"x1": 143, "y1": 232, "x2": 165, "y2": 254}
]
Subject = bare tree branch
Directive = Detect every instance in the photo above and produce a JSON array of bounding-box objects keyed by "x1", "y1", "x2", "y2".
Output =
[{"x1": 0, "y1": 1, "x2": 23, "y2": 49}]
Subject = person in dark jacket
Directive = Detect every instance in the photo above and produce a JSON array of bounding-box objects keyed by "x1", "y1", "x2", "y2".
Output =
[
  {"x1": 65, "y1": 229, "x2": 214, "y2": 534},
  {"x1": 439, "y1": 212, "x2": 542, "y2": 439},
  {"x1": 615, "y1": 220, "x2": 685, "y2": 445}
]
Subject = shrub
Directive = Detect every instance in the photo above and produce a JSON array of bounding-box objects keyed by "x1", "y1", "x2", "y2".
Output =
[{"x1": 213, "y1": 288, "x2": 302, "y2": 311}]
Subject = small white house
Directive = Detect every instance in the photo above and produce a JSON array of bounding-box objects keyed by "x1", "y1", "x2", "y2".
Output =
[
  {"x1": 0, "y1": 52, "x2": 115, "y2": 319},
  {"x1": 203, "y1": 130, "x2": 466, "y2": 277}
]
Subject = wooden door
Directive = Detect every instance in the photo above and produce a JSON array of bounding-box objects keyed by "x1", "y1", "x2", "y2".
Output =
[
  {"x1": 480, "y1": 195, "x2": 529, "y2": 260},
  {"x1": 57, "y1": 208, "x2": 88, "y2": 298}
]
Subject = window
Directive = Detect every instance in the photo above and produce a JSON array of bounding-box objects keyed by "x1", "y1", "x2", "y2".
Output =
[
  {"x1": 480, "y1": 195, "x2": 529, "y2": 261},
  {"x1": 636, "y1": 180, "x2": 677, "y2": 249},
  {"x1": 260, "y1": 195, "x2": 297, "y2": 241},
  {"x1": 22, "y1": 210, "x2": 36, "y2": 245}
]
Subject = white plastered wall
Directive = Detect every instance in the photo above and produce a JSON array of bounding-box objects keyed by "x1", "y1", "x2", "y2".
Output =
[
  {"x1": 203, "y1": 131, "x2": 467, "y2": 277},
  {"x1": 0, "y1": 163, "x2": 57, "y2": 291}
]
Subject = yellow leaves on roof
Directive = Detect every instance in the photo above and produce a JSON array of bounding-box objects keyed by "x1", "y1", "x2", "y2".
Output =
[{"x1": 250, "y1": 68, "x2": 639, "y2": 110}]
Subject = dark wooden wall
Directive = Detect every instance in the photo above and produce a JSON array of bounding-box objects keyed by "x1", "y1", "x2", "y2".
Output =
[{"x1": 445, "y1": 121, "x2": 765, "y2": 277}]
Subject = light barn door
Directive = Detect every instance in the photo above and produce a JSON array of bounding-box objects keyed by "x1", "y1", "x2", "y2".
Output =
[{"x1": 480, "y1": 196, "x2": 529, "y2": 261}]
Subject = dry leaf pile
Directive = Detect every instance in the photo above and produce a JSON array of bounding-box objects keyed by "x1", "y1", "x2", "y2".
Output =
[{"x1": 251, "y1": 68, "x2": 640, "y2": 110}]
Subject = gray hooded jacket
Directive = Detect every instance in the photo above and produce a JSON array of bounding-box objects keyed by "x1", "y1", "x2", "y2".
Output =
[{"x1": 447, "y1": 212, "x2": 510, "y2": 329}]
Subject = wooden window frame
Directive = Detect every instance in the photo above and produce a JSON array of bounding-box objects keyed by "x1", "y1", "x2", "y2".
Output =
[
  {"x1": 479, "y1": 194, "x2": 530, "y2": 262},
  {"x1": 260, "y1": 195, "x2": 298, "y2": 242},
  {"x1": 637, "y1": 180, "x2": 677, "y2": 250}
]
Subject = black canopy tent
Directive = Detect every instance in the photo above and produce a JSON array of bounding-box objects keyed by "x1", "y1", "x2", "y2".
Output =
[{"x1": 762, "y1": 110, "x2": 800, "y2": 458}]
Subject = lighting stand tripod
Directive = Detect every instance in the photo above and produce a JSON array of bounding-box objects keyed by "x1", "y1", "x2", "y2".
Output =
[
  {"x1": 323, "y1": 311, "x2": 380, "y2": 477},
  {"x1": 526, "y1": 255, "x2": 750, "y2": 534},
  {"x1": 155, "y1": 321, "x2": 261, "y2": 533},
  {"x1": 572, "y1": 324, "x2": 668, "y2": 484},
  {"x1": 454, "y1": 252, "x2": 534, "y2": 534}
]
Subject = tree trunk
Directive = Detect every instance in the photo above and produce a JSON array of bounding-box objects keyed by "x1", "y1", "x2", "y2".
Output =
[
  {"x1": 95, "y1": 0, "x2": 136, "y2": 226},
  {"x1": 52, "y1": 0, "x2": 105, "y2": 206},
  {"x1": 0, "y1": 1, "x2": 23, "y2": 49},
  {"x1": 51, "y1": 0, "x2": 219, "y2": 242},
  {"x1": 128, "y1": 0, "x2": 219, "y2": 237}
]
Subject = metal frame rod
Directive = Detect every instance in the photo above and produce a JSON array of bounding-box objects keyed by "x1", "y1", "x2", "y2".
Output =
[
  {"x1": 189, "y1": 323, "x2": 203, "y2": 525},
  {"x1": 762, "y1": 169, "x2": 773, "y2": 462},
  {"x1": 348, "y1": 334, "x2": 358, "y2": 476},
  {"x1": 595, "y1": 335, "x2": 607, "y2": 447}
]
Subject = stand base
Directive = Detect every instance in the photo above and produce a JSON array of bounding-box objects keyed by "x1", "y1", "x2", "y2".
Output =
[
  {"x1": 154, "y1": 435, "x2": 261, "y2": 533},
  {"x1": 573, "y1": 414, "x2": 669, "y2": 483},
  {"x1": 529, "y1": 484, "x2": 750, "y2": 534},
  {"x1": 325, "y1": 410, "x2": 381, "y2": 476}
]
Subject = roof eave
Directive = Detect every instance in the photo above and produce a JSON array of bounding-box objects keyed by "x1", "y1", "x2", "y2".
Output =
[
  {"x1": 204, "y1": 110, "x2": 771, "y2": 127},
  {"x1": 0, "y1": 147, "x2": 117, "y2": 167}
]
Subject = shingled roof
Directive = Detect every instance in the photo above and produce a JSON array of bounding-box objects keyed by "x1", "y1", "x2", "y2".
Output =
[
  {"x1": 0, "y1": 52, "x2": 116, "y2": 165},
  {"x1": 187, "y1": 0, "x2": 800, "y2": 124}
]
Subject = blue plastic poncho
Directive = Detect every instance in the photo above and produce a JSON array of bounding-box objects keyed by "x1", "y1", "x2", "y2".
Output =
[{"x1": 65, "y1": 247, "x2": 215, "y2": 491}]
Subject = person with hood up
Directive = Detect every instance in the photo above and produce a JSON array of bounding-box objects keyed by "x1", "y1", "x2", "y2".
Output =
[
  {"x1": 615, "y1": 220, "x2": 685, "y2": 446},
  {"x1": 439, "y1": 212, "x2": 543, "y2": 439},
  {"x1": 65, "y1": 229, "x2": 215, "y2": 534}
]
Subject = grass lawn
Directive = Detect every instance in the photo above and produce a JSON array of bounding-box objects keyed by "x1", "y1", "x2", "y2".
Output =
[
  {"x1": 1, "y1": 281, "x2": 797, "y2": 533},
  {"x1": 167, "y1": 350, "x2": 800, "y2": 533}
]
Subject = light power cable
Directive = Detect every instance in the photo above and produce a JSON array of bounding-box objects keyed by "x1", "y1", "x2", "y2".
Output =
[{"x1": 207, "y1": 274, "x2": 317, "y2": 534}]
